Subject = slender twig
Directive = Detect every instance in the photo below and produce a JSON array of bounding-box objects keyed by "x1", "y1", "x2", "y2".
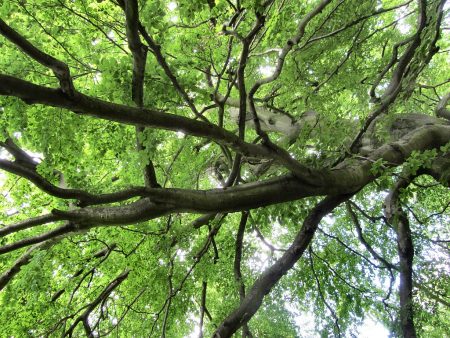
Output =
[{"x1": 308, "y1": 247, "x2": 342, "y2": 338}]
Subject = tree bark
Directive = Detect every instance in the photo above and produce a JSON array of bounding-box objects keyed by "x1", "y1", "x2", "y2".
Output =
[
  {"x1": 385, "y1": 178, "x2": 417, "y2": 338},
  {"x1": 213, "y1": 194, "x2": 352, "y2": 337}
]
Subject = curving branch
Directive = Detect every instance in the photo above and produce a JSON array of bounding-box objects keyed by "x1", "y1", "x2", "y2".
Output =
[
  {"x1": 0, "y1": 74, "x2": 274, "y2": 159},
  {"x1": 136, "y1": 20, "x2": 208, "y2": 122},
  {"x1": 0, "y1": 213, "x2": 62, "y2": 238},
  {"x1": 346, "y1": 203, "x2": 397, "y2": 270},
  {"x1": 246, "y1": 0, "x2": 332, "y2": 149},
  {"x1": 369, "y1": 36, "x2": 415, "y2": 101},
  {"x1": 349, "y1": 0, "x2": 437, "y2": 154},
  {"x1": 0, "y1": 222, "x2": 77, "y2": 255},
  {"x1": 436, "y1": 92, "x2": 450, "y2": 120},
  {"x1": 0, "y1": 2, "x2": 449, "y2": 336},
  {"x1": 0, "y1": 121, "x2": 448, "y2": 257},
  {"x1": 64, "y1": 269, "x2": 130, "y2": 337},
  {"x1": 0, "y1": 18, "x2": 74, "y2": 96},
  {"x1": 0, "y1": 1, "x2": 449, "y2": 336},
  {"x1": 0, "y1": 237, "x2": 63, "y2": 291},
  {"x1": 0, "y1": 137, "x2": 38, "y2": 169},
  {"x1": 213, "y1": 194, "x2": 353, "y2": 337},
  {"x1": 250, "y1": 0, "x2": 332, "y2": 92},
  {"x1": 0, "y1": 157, "x2": 148, "y2": 206},
  {"x1": 151, "y1": 217, "x2": 225, "y2": 336},
  {"x1": 308, "y1": 247, "x2": 342, "y2": 337},
  {"x1": 298, "y1": 0, "x2": 414, "y2": 49},
  {"x1": 0, "y1": 73, "x2": 323, "y2": 183}
]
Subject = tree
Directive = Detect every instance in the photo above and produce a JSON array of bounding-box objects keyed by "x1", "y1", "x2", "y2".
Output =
[{"x1": 0, "y1": 0, "x2": 449, "y2": 336}]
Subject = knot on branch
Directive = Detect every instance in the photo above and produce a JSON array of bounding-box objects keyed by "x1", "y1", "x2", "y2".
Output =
[{"x1": 54, "y1": 63, "x2": 75, "y2": 98}]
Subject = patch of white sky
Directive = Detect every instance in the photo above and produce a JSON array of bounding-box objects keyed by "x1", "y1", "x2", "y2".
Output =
[
  {"x1": 443, "y1": 2, "x2": 450, "y2": 63},
  {"x1": 93, "y1": 71, "x2": 102, "y2": 84},
  {"x1": 258, "y1": 55, "x2": 277, "y2": 77},
  {"x1": 92, "y1": 30, "x2": 115, "y2": 46},
  {"x1": 52, "y1": 264, "x2": 64, "y2": 277},
  {"x1": 1, "y1": 132, "x2": 44, "y2": 163},
  {"x1": 156, "y1": 142, "x2": 165, "y2": 151},
  {"x1": 167, "y1": 1, "x2": 179, "y2": 23},
  {"x1": 357, "y1": 317, "x2": 390, "y2": 338},
  {"x1": 247, "y1": 242, "x2": 271, "y2": 272},
  {"x1": 1, "y1": 132, "x2": 42, "y2": 162},
  {"x1": 0, "y1": 147, "x2": 12, "y2": 161},
  {"x1": 206, "y1": 168, "x2": 223, "y2": 188},
  {"x1": 176, "y1": 248, "x2": 187, "y2": 262},
  {"x1": 87, "y1": 312, "x2": 101, "y2": 337},
  {"x1": 0, "y1": 131, "x2": 44, "y2": 218},
  {"x1": 258, "y1": 64, "x2": 276, "y2": 77},
  {"x1": 286, "y1": 282, "x2": 392, "y2": 335},
  {"x1": 245, "y1": 218, "x2": 284, "y2": 273},
  {"x1": 167, "y1": 1, "x2": 177, "y2": 11},
  {"x1": 245, "y1": 212, "x2": 393, "y2": 337},
  {"x1": 394, "y1": 2, "x2": 413, "y2": 35},
  {"x1": 186, "y1": 312, "x2": 201, "y2": 338},
  {"x1": 6, "y1": 207, "x2": 18, "y2": 216},
  {"x1": 0, "y1": 171, "x2": 6, "y2": 188},
  {"x1": 197, "y1": 80, "x2": 208, "y2": 89},
  {"x1": 90, "y1": 30, "x2": 115, "y2": 85},
  {"x1": 444, "y1": 1, "x2": 450, "y2": 25},
  {"x1": 107, "y1": 30, "x2": 115, "y2": 40},
  {"x1": 306, "y1": 147, "x2": 320, "y2": 156},
  {"x1": 420, "y1": 229, "x2": 450, "y2": 275}
]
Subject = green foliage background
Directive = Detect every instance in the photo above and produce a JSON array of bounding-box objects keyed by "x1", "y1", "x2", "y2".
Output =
[{"x1": 0, "y1": 0, "x2": 449, "y2": 337}]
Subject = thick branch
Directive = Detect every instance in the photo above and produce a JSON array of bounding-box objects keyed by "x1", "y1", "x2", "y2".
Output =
[
  {"x1": 0, "y1": 214, "x2": 62, "y2": 238},
  {"x1": 123, "y1": 0, "x2": 146, "y2": 105},
  {"x1": 385, "y1": 177, "x2": 417, "y2": 338},
  {"x1": 213, "y1": 194, "x2": 352, "y2": 337},
  {"x1": 122, "y1": 0, "x2": 159, "y2": 188},
  {"x1": 436, "y1": 92, "x2": 450, "y2": 120},
  {"x1": 2, "y1": 122, "x2": 449, "y2": 255},
  {"x1": 0, "y1": 222, "x2": 76, "y2": 255},
  {"x1": 0, "y1": 74, "x2": 326, "y2": 183},
  {"x1": 0, "y1": 18, "x2": 74, "y2": 96},
  {"x1": 0, "y1": 158, "x2": 147, "y2": 206},
  {"x1": 0, "y1": 137, "x2": 38, "y2": 169},
  {"x1": 349, "y1": 0, "x2": 429, "y2": 153},
  {"x1": 0, "y1": 237, "x2": 62, "y2": 291},
  {"x1": 0, "y1": 75, "x2": 274, "y2": 159},
  {"x1": 52, "y1": 124, "x2": 450, "y2": 224}
]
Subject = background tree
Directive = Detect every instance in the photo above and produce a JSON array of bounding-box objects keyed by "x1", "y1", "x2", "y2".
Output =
[{"x1": 0, "y1": 0, "x2": 449, "y2": 337}]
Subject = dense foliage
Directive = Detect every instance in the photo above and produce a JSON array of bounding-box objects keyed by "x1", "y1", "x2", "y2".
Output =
[{"x1": 0, "y1": 0, "x2": 449, "y2": 337}]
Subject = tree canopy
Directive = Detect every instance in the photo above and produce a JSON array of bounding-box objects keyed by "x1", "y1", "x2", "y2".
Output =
[{"x1": 0, "y1": 0, "x2": 449, "y2": 337}]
